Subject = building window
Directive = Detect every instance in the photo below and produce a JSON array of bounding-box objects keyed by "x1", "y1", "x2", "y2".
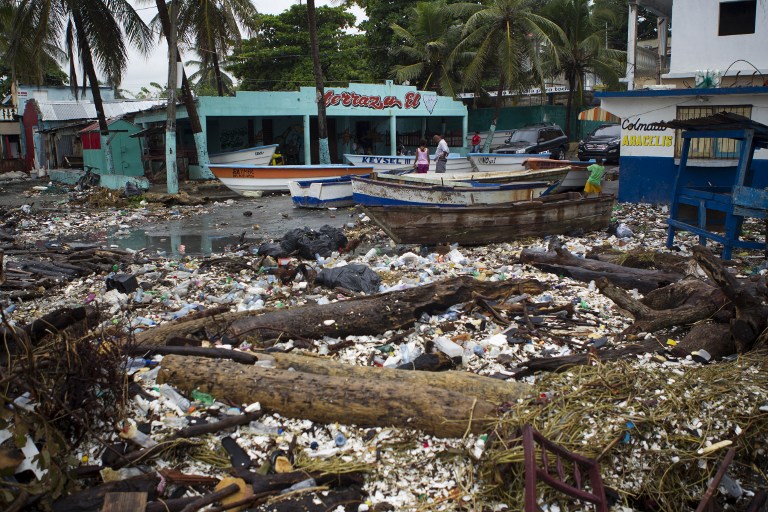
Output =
[
  {"x1": 674, "y1": 105, "x2": 752, "y2": 159},
  {"x1": 719, "y1": 1, "x2": 756, "y2": 36}
]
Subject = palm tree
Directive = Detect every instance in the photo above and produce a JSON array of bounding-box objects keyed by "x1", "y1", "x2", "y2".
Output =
[
  {"x1": 453, "y1": 0, "x2": 559, "y2": 152},
  {"x1": 174, "y1": 0, "x2": 258, "y2": 97},
  {"x1": 307, "y1": 0, "x2": 330, "y2": 164},
  {"x1": 186, "y1": 59, "x2": 235, "y2": 96},
  {"x1": 1, "y1": 1, "x2": 66, "y2": 90},
  {"x1": 11, "y1": 0, "x2": 152, "y2": 175},
  {"x1": 541, "y1": 0, "x2": 624, "y2": 138},
  {"x1": 389, "y1": 0, "x2": 464, "y2": 96}
]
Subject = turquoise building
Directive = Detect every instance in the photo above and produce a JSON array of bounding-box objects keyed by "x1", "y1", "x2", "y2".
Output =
[
  {"x1": 132, "y1": 81, "x2": 469, "y2": 180},
  {"x1": 79, "y1": 119, "x2": 148, "y2": 189}
]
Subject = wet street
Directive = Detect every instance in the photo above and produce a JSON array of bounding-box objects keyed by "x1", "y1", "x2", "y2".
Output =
[{"x1": 1, "y1": 176, "x2": 355, "y2": 256}]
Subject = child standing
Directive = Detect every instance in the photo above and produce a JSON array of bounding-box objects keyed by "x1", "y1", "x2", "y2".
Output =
[
  {"x1": 415, "y1": 139, "x2": 430, "y2": 173},
  {"x1": 584, "y1": 158, "x2": 606, "y2": 196},
  {"x1": 471, "y1": 131, "x2": 481, "y2": 153}
]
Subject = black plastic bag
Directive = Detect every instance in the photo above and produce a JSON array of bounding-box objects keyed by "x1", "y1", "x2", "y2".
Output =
[
  {"x1": 279, "y1": 225, "x2": 348, "y2": 259},
  {"x1": 258, "y1": 242, "x2": 289, "y2": 258},
  {"x1": 316, "y1": 264, "x2": 381, "y2": 294}
]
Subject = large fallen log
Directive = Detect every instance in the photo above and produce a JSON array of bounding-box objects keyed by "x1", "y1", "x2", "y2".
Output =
[
  {"x1": 136, "y1": 276, "x2": 544, "y2": 348},
  {"x1": 258, "y1": 351, "x2": 529, "y2": 405},
  {"x1": 597, "y1": 277, "x2": 728, "y2": 336},
  {"x1": 520, "y1": 243, "x2": 684, "y2": 293},
  {"x1": 158, "y1": 355, "x2": 499, "y2": 438}
]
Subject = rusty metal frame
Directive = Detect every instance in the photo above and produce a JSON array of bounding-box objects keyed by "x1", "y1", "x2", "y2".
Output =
[{"x1": 517, "y1": 424, "x2": 608, "y2": 512}]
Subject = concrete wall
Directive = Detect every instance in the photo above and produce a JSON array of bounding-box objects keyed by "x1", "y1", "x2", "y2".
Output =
[
  {"x1": 667, "y1": 0, "x2": 768, "y2": 79},
  {"x1": 598, "y1": 88, "x2": 768, "y2": 204}
]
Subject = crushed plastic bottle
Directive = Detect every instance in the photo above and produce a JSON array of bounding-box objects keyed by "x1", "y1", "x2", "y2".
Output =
[
  {"x1": 157, "y1": 384, "x2": 191, "y2": 413},
  {"x1": 399, "y1": 342, "x2": 422, "y2": 365},
  {"x1": 119, "y1": 422, "x2": 157, "y2": 448},
  {"x1": 434, "y1": 336, "x2": 463, "y2": 359},
  {"x1": 280, "y1": 478, "x2": 317, "y2": 494},
  {"x1": 133, "y1": 288, "x2": 144, "y2": 303}
]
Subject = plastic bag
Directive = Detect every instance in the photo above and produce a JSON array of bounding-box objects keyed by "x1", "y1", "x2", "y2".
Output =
[
  {"x1": 258, "y1": 242, "x2": 288, "y2": 258},
  {"x1": 316, "y1": 263, "x2": 381, "y2": 294},
  {"x1": 280, "y1": 225, "x2": 348, "y2": 259}
]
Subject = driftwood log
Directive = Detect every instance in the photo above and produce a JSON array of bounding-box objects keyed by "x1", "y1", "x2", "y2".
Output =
[
  {"x1": 158, "y1": 355, "x2": 502, "y2": 438},
  {"x1": 520, "y1": 246, "x2": 768, "y2": 374},
  {"x1": 257, "y1": 351, "x2": 528, "y2": 405},
  {"x1": 520, "y1": 242, "x2": 684, "y2": 293},
  {"x1": 136, "y1": 276, "x2": 545, "y2": 348}
]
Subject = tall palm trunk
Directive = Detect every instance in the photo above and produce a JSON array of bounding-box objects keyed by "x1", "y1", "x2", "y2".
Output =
[
  {"x1": 212, "y1": 53, "x2": 225, "y2": 97},
  {"x1": 72, "y1": 10, "x2": 114, "y2": 175},
  {"x1": 307, "y1": 0, "x2": 330, "y2": 164},
  {"x1": 156, "y1": 0, "x2": 210, "y2": 178},
  {"x1": 482, "y1": 73, "x2": 505, "y2": 153},
  {"x1": 565, "y1": 73, "x2": 576, "y2": 140}
]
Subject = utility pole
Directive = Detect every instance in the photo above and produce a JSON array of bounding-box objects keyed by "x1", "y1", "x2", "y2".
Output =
[{"x1": 165, "y1": 0, "x2": 179, "y2": 194}]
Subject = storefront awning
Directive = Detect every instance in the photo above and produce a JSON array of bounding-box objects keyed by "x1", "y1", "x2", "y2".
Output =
[{"x1": 578, "y1": 107, "x2": 620, "y2": 122}]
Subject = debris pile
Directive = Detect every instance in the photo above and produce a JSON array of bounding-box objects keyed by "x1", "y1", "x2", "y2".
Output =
[{"x1": 0, "y1": 181, "x2": 767, "y2": 511}]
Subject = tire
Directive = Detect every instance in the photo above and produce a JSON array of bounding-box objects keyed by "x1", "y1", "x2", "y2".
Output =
[{"x1": 551, "y1": 146, "x2": 565, "y2": 160}]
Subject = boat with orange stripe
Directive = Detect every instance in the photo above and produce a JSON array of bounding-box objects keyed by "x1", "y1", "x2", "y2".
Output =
[{"x1": 209, "y1": 164, "x2": 374, "y2": 194}]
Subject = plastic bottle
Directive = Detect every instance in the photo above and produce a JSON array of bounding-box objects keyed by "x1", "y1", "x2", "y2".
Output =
[
  {"x1": 3, "y1": 304, "x2": 16, "y2": 315},
  {"x1": 133, "y1": 288, "x2": 144, "y2": 303},
  {"x1": 280, "y1": 478, "x2": 317, "y2": 494},
  {"x1": 119, "y1": 423, "x2": 157, "y2": 448},
  {"x1": 434, "y1": 336, "x2": 463, "y2": 359},
  {"x1": 157, "y1": 384, "x2": 191, "y2": 412}
]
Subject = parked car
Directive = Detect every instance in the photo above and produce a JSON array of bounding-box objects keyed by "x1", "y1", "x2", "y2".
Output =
[
  {"x1": 492, "y1": 124, "x2": 569, "y2": 159},
  {"x1": 578, "y1": 123, "x2": 621, "y2": 163}
]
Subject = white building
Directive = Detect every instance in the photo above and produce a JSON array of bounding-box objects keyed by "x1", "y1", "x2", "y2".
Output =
[{"x1": 598, "y1": 0, "x2": 768, "y2": 204}]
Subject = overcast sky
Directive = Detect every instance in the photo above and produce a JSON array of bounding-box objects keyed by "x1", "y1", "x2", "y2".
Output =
[{"x1": 120, "y1": 0, "x2": 364, "y2": 96}]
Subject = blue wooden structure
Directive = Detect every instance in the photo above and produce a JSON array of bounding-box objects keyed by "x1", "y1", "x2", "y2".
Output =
[{"x1": 664, "y1": 113, "x2": 768, "y2": 260}]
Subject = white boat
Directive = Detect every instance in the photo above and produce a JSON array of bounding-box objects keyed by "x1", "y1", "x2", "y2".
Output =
[
  {"x1": 468, "y1": 152, "x2": 549, "y2": 173},
  {"x1": 288, "y1": 175, "x2": 366, "y2": 208},
  {"x1": 210, "y1": 164, "x2": 372, "y2": 195},
  {"x1": 344, "y1": 153, "x2": 474, "y2": 174},
  {"x1": 373, "y1": 166, "x2": 571, "y2": 187},
  {"x1": 209, "y1": 144, "x2": 279, "y2": 165},
  {"x1": 351, "y1": 175, "x2": 551, "y2": 207}
]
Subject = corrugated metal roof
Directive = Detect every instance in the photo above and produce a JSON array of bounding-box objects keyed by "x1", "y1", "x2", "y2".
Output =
[
  {"x1": 659, "y1": 112, "x2": 768, "y2": 147},
  {"x1": 35, "y1": 100, "x2": 165, "y2": 122}
]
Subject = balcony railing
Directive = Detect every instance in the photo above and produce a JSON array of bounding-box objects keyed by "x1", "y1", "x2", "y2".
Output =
[
  {"x1": 0, "y1": 107, "x2": 17, "y2": 121},
  {"x1": 635, "y1": 46, "x2": 670, "y2": 78}
]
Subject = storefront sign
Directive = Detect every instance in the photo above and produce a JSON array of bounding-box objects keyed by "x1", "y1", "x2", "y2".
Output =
[
  {"x1": 324, "y1": 90, "x2": 423, "y2": 110},
  {"x1": 621, "y1": 117, "x2": 673, "y2": 147}
]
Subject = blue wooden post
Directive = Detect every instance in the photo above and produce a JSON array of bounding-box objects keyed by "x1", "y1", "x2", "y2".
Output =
[{"x1": 666, "y1": 135, "x2": 690, "y2": 249}]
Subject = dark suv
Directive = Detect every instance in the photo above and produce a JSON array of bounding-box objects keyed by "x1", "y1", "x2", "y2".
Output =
[
  {"x1": 493, "y1": 124, "x2": 569, "y2": 159},
  {"x1": 578, "y1": 123, "x2": 621, "y2": 163}
]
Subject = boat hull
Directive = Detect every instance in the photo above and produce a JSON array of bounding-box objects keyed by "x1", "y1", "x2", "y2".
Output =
[
  {"x1": 288, "y1": 175, "x2": 363, "y2": 208},
  {"x1": 344, "y1": 153, "x2": 473, "y2": 174},
  {"x1": 210, "y1": 164, "x2": 372, "y2": 194},
  {"x1": 364, "y1": 193, "x2": 615, "y2": 245},
  {"x1": 209, "y1": 144, "x2": 279, "y2": 165},
  {"x1": 468, "y1": 153, "x2": 543, "y2": 172},
  {"x1": 374, "y1": 167, "x2": 570, "y2": 186},
  {"x1": 352, "y1": 176, "x2": 550, "y2": 207}
]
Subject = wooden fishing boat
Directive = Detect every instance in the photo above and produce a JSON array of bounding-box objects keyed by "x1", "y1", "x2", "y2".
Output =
[
  {"x1": 523, "y1": 158, "x2": 619, "y2": 192},
  {"x1": 373, "y1": 166, "x2": 570, "y2": 186},
  {"x1": 351, "y1": 175, "x2": 551, "y2": 207},
  {"x1": 364, "y1": 192, "x2": 615, "y2": 245},
  {"x1": 209, "y1": 144, "x2": 279, "y2": 165},
  {"x1": 344, "y1": 153, "x2": 474, "y2": 174},
  {"x1": 210, "y1": 164, "x2": 372, "y2": 194},
  {"x1": 288, "y1": 175, "x2": 367, "y2": 208},
  {"x1": 468, "y1": 152, "x2": 547, "y2": 173}
]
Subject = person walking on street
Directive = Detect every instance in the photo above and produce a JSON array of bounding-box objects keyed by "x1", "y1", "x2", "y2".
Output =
[
  {"x1": 433, "y1": 134, "x2": 449, "y2": 173},
  {"x1": 414, "y1": 139, "x2": 430, "y2": 173},
  {"x1": 584, "y1": 158, "x2": 606, "y2": 196},
  {"x1": 471, "y1": 131, "x2": 481, "y2": 153}
]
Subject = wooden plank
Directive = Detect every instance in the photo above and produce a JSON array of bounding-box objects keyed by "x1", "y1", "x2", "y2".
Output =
[{"x1": 100, "y1": 492, "x2": 147, "y2": 512}]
